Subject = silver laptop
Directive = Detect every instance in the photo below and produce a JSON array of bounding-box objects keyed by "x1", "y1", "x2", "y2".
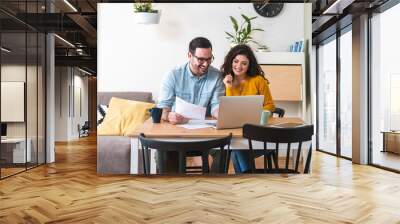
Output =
[{"x1": 215, "y1": 95, "x2": 264, "y2": 129}]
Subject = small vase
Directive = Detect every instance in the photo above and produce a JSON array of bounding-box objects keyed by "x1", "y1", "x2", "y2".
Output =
[
  {"x1": 134, "y1": 11, "x2": 161, "y2": 24},
  {"x1": 230, "y1": 43, "x2": 238, "y2": 48}
]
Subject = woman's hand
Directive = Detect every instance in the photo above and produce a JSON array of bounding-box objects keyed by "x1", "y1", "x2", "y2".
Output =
[{"x1": 223, "y1": 74, "x2": 233, "y2": 88}]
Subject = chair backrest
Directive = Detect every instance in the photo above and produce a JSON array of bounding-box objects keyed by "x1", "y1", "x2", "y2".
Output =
[
  {"x1": 243, "y1": 124, "x2": 313, "y2": 143},
  {"x1": 82, "y1": 121, "x2": 90, "y2": 130},
  {"x1": 97, "y1": 91, "x2": 153, "y2": 105},
  {"x1": 242, "y1": 124, "x2": 314, "y2": 173},
  {"x1": 139, "y1": 133, "x2": 232, "y2": 174},
  {"x1": 272, "y1": 107, "x2": 285, "y2": 117}
]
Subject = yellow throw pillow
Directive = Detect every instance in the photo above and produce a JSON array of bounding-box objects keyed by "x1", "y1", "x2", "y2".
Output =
[{"x1": 97, "y1": 97, "x2": 154, "y2": 136}]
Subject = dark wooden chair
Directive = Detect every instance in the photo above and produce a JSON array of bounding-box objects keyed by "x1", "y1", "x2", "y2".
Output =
[
  {"x1": 78, "y1": 121, "x2": 90, "y2": 138},
  {"x1": 242, "y1": 124, "x2": 314, "y2": 174},
  {"x1": 272, "y1": 107, "x2": 285, "y2": 117},
  {"x1": 139, "y1": 133, "x2": 232, "y2": 175}
]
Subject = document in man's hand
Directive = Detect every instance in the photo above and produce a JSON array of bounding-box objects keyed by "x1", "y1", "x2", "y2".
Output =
[{"x1": 175, "y1": 97, "x2": 206, "y2": 120}]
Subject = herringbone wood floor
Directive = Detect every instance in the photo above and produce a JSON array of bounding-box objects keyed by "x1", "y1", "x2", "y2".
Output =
[{"x1": 1, "y1": 135, "x2": 400, "y2": 223}]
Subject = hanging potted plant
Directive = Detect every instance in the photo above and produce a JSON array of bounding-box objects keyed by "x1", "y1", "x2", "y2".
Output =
[
  {"x1": 133, "y1": 1, "x2": 160, "y2": 24},
  {"x1": 225, "y1": 14, "x2": 269, "y2": 51}
]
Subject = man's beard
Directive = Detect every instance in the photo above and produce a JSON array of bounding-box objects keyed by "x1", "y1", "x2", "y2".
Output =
[{"x1": 198, "y1": 65, "x2": 208, "y2": 74}]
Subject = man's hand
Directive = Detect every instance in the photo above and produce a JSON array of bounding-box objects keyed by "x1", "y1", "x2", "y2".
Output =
[{"x1": 168, "y1": 112, "x2": 189, "y2": 125}]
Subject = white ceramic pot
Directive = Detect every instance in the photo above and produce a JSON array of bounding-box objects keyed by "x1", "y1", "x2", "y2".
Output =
[{"x1": 134, "y1": 11, "x2": 161, "y2": 24}]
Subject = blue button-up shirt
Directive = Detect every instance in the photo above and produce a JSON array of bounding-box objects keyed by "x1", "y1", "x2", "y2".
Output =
[{"x1": 157, "y1": 63, "x2": 225, "y2": 114}]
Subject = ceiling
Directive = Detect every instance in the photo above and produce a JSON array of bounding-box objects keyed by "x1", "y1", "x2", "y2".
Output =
[
  {"x1": 0, "y1": 0, "x2": 393, "y2": 75},
  {"x1": 311, "y1": 0, "x2": 390, "y2": 43},
  {"x1": 0, "y1": 0, "x2": 98, "y2": 74}
]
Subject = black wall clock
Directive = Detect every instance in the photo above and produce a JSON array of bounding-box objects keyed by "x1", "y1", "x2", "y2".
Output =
[{"x1": 253, "y1": 3, "x2": 284, "y2": 17}]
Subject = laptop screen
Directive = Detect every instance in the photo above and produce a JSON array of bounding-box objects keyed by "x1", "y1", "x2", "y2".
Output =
[{"x1": 1, "y1": 123, "x2": 7, "y2": 137}]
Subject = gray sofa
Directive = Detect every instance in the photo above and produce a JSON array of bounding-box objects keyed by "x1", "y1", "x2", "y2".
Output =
[{"x1": 97, "y1": 91, "x2": 153, "y2": 174}]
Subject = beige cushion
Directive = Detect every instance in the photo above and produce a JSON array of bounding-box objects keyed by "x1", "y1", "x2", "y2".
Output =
[{"x1": 97, "y1": 97, "x2": 154, "y2": 136}]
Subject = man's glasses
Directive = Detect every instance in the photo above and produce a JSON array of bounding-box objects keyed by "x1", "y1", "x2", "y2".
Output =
[{"x1": 193, "y1": 55, "x2": 214, "y2": 64}]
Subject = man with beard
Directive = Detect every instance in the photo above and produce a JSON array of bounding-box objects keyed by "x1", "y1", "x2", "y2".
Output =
[
  {"x1": 158, "y1": 37, "x2": 224, "y2": 124},
  {"x1": 156, "y1": 37, "x2": 225, "y2": 173}
]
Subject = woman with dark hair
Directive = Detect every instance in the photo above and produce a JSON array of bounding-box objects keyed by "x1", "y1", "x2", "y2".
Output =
[
  {"x1": 221, "y1": 44, "x2": 275, "y2": 111},
  {"x1": 220, "y1": 44, "x2": 275, "y2": 173}
]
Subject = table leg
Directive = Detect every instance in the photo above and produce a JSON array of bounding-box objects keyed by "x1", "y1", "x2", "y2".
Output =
[
  {"x1": 130, "y1": 138, "x2": 139, "y2": 174},
  {"x1": 382, "y1": 132, "x2": 386, "y2": 152},
  {"x1": 150, "y1": 149, "x2": 156, "y2": 174}
]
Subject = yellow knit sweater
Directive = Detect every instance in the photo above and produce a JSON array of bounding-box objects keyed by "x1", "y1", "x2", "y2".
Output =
[{"x1": 225, "y1": 75, "x2": 275, "y2": 111}]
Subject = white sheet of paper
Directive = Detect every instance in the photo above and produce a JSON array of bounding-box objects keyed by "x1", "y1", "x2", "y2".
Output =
[
  {"x1": 177, "y1": 119, "x2": 217, "y2": 129},
  {"x1": 178, "y1": 124, "x2": 212, "y2": 129},
  {"x1": 189, "y1": 119, "x2": 217, "y2": 125},
  {"x1": 175, "y1": 97, "x2": 206, "y2": 120}
]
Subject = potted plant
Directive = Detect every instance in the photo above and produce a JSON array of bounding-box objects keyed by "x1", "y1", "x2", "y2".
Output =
[
  {"x1": 225, "y1": 14, "x2": 268, "y2": 50},
  {"x1": 133, "y1": 1, "x2": 160, "y2": 24}
]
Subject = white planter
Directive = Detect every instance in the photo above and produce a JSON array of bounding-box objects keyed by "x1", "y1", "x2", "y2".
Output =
[
  {"x1": 134, "y1": 11, "x2": 161, "y2": 24},
  {"x1": 230, "y1": 43, "x2": 238, "y2": 48}
]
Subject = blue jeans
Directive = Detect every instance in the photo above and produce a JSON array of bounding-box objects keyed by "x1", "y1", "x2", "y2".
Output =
[{"x1": 231, "y1": 150, "x2": 264, "y2": 174}]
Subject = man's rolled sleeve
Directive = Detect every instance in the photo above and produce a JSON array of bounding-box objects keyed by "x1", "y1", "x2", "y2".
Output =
[{"x1": 157, "y1": 71, "x2": 176, "y2": 109}]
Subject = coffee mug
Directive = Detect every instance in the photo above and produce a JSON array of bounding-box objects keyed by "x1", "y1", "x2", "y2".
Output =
[
  {"x1": 149, "y1": 107, "x2": 163, "y2": 123},
  {"x1": 260, "y1": 110, "x2": 271, "y2": 126}
]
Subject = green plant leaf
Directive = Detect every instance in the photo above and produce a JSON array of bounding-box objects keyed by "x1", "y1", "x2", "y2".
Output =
[
  {"x1": 225, "y1": 14, "x2": 266, "y2": 46},
  {"x1": 240, "y1": 29, "x2": 246, "y2": 42},
  {"x1": 238, "y1": 21, "x2": 245, "y2": 35},
  {"x1": 241, "y1": 14, "x2": 251, "y2": 24},
  {"x1": 246, "y1": 21, "x2": 251, "y2": 35},
  {"x1": 241, "y1": 14, "x2": 250, "y2": 22},
  {"x1": 242, "y1": 31, "x2": 248, "y2": 40},
  {"x1": 225, "y1": 31, "x2": 235, "y2": 39},
  {"x1": 230, "y1": 16, "x2": 238, "y2": 32},
  {"x1": 134, "y1": 2, "x2": 155, "y2": 13}
]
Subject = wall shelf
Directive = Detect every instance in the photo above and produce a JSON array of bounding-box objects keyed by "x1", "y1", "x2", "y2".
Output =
[{"x1": 255, "y1": 52, "x2": 304, "y2": 65}]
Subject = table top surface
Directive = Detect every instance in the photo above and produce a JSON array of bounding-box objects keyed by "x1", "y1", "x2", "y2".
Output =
[{"x1": 128, "y1": 117, "x2": 304, "y2": 138}]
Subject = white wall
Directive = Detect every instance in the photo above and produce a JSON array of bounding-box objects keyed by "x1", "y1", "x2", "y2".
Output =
[
  {"x1": 98, "y1": 3, "x2": 305, "y2": 101},
  {"x1": 76, "y1": 74, "x2": 89, "y2": 125},
  {"x1": 72, "y1": 74, "x2": 89, "y2": 138},
  {"x1": 55, "y1": 67, "x2": 69, "y2": 141},
  {"x1": 55, "y1": 67, "x2": 89, "y2": 141}
]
